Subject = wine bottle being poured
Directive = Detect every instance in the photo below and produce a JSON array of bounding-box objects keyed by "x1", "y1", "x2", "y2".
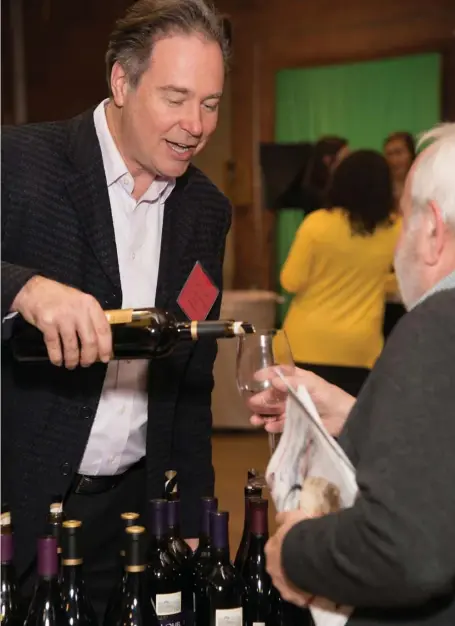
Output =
[{"x1": 9, "y1": 307, "x2": 256, "y2": 362}]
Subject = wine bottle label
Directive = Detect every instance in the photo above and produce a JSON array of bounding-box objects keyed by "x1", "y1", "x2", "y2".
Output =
[
  {"x1": 253, "y1": 623, "x2": 266, "y2": 626},
  {"x1": 155, "y1": 592, "x2": 182, "y2": 616},
  {"x1": 215, "y1": 607, "x2": 243, "y2": 626}
]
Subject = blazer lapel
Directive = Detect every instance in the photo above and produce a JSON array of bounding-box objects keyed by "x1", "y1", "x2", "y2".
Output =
[
  {"x1": 65, "y1": 109, "x2": 121, "y2": 294},
  {"x1": 155, "y1": 169, "x2": 196, "y2": 314}
]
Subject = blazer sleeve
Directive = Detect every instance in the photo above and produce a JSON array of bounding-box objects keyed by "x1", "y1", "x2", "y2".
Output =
[
  {"x1": 281, "y1": 293, "x2": 455, "y2": 607},
  {"x1": 170, "y1": 199, "x2": 232, "y2": 538},
  {"x1": 280, "y1": 217, "x2": 315, "y2": 294},
  {"x1": 1, "y1": 132, "x2": 40, "y2": 318}
]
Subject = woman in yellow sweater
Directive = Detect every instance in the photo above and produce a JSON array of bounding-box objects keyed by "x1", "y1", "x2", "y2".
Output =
[{"x1": 281, "y1": 149, "x2": 401, "y2": 396}]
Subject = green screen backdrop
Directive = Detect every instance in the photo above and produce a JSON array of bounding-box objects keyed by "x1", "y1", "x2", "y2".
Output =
[{"x1": 275, "y1": 52, "x2": 441, "y2": 323}]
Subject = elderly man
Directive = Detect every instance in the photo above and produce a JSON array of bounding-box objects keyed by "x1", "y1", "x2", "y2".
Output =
[{"x1": 251, "y1": 123, "x2": 455, "y2": 625}]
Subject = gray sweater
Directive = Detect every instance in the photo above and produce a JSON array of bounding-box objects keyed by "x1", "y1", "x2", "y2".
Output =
[{"x1": 282, "y1": 287, "x2": 455, "y2": 625}]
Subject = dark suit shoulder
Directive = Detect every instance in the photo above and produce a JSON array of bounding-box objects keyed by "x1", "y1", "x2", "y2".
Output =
[
  {"x1": 185, "y1": 164, "x2": 231, "y2": 215},
  {"x1": 2, "y1": 119, "x2": 70, "y2": 159},
  {"x1": 383, "y1": 287, "x2": 455, "y2": 360}
]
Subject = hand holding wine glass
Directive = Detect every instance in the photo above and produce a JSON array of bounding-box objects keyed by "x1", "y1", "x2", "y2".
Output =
[{"x1": 249, "y1": 366, "x2": 357, "y2": 439}]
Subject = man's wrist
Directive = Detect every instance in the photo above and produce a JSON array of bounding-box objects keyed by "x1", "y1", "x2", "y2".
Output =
[{"x1": 11, "y1": 274, "x2": 43, "y2": 313}]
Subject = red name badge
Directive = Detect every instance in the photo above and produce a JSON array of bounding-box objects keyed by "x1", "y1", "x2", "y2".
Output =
[{"x1": 177, "y1": 261, "x2": 220, "y2": 320}]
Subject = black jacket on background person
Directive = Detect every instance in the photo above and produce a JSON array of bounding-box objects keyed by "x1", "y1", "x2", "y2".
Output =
[
  {"x1": 1, "y1": 109, "x2": 231, "y2": 582},
  {"x1": 282, "y1": 287, "x2": 455, "y2": 625}
]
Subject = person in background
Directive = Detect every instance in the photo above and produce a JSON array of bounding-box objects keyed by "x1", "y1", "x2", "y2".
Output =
[
  {"x1": 383, "y1": 131, "x2": 416, "y2": 210},
  {"x1": 278, "y1": 136, "x2": 349, "y2": 215},
  {"x1": 1, "y1": 0, "x2": 230, "y2": 621},
  {"x1": 280, "y1": 150, "x2": 400, "y2": 396},
  {"x1": 382, "y1": 131, "x2": 416, "y2": 337},
  {"x1": 252, "y1": 123, "x2": 455, "y2": 626}
]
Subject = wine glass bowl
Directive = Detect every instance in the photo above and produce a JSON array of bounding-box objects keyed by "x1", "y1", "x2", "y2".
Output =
[{"x1": 236, "y1": 329, "x2": 294, "y2": 488}]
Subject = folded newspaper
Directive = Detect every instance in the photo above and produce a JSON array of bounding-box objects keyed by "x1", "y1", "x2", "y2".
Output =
[{"x1": 265, "y1": 375, "x2": 358, "y2": 626}]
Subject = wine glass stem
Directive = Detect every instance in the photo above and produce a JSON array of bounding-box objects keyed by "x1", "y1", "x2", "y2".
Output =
[{"x1": 268, "y1": 432, "x2": 277, "y2": 455}]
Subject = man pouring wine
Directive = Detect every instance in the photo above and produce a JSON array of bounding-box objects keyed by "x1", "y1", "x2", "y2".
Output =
[{"x1": 1, "y1": 1, "x2": 232, "y2": 622}]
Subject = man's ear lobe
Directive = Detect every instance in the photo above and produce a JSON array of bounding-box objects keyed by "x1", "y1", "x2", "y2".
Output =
[{"x1": 425, "y1": 200, "x2": 445, "y2": 265}]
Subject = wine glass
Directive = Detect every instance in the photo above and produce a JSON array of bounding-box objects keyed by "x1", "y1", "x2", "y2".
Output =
[{"x1": 236, "y1": 328, "x2": 294, "y2": 489}]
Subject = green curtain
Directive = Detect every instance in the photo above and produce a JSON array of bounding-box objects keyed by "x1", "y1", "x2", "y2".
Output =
[{"x1": 275, "y1": 52, "x2": 441, "y2": 324}]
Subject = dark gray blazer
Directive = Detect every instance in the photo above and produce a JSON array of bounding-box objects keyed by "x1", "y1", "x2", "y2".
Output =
[{"x1": 1, "y1": 109, "x2": 231, "y2": 580}]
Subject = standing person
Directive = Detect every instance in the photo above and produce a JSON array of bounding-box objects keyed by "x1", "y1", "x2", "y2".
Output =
[
  {"x1": 1, "y1": 0, "x2": 230, "y2": 621},
  {"x1": 280, "y1": 150, "x2": 401, "y2": 396},
  {"x1": 251, "y1": 123, "x2": 455, "y2": 626},
  {"x1": 383, "y1": 130, "x2": 416, "y2": 210}
]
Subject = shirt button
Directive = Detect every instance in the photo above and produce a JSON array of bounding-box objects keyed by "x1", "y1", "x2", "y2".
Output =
[
  {"x1": 123, "y1": 177, "x2": 129, "y2": 186},
  {"x1": 79, "y1": 406, "x2": 93, "y2": 420},
  {"x1": 60, "y1": 462, "x2": 72, "y2": 477},
  {"x1": 131, "y1": 252, "x2": 136, "y2": 260}
]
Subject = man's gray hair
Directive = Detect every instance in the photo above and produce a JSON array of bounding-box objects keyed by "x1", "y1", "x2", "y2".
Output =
[{"x1": 411, "y1": 123, "x2": 455, "y2": 230}]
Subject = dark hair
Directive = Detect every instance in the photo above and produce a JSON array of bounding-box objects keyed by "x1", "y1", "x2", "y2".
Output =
[
  {"x1": 327, "y1": 150, "x2": 394, "y2": 235},
  {"x1": 304, "y1": 136, "x2": 348, "y2": 192},
  {"x1": 106, "y1": 0, "x2": 229, "y2": 96},
  {"x1": 384, "y1": 131, "x2": 416, "y2": 161}
]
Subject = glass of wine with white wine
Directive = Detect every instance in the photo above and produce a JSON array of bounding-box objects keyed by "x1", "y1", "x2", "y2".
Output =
[{"x1": 236, "y1": 328, "x2": 294, "y2": 489}]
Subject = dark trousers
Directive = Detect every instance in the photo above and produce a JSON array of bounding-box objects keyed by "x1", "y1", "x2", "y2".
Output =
[
  {"x1": 63, "y1": 461, "x2": 146, "y2": 625},
  {"x1": 295, "y1": 362, "x2": 370, "y2": 397}
]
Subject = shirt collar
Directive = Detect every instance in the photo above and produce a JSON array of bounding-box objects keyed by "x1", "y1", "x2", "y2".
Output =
[
  {"x1": 410, "y1": 269, "x2": 455, "y2": 310},
  {"x1": 93, "y1": 99, "x2": 175, "y2": 202}
]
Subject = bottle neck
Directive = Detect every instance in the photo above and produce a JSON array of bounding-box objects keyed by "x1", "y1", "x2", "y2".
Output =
[
  {"x1": 198, "y1": 531, "x2": 210, "y2": 550},
  {"x1": 176, "y1": 320, "x2": 254, "y2": 341},
  {"x1": 242, "y1": 497, "x2": 251, "y2": 531},
  {"x1": 149, "y1": 532, "x2": 170, "y2": 552},
  {"x1": 212, "y1": 545, "x2": 231, "y2": 565},
  {"x1": 167, "y1": 524, "x2": 181, "y2": 540},
  {"x1": 37, "y1": 573, "x2": 60, "y2": 585},
  {"x1": 62, "y1": 562, "x2": 84, "y2": 587},
  {"x1": 246, "y1": 532, "x2": 268, "y2": 556}
]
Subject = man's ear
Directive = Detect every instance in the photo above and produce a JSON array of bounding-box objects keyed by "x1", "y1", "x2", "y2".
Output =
[
  {"x1": 423, "y1": 200, "x2": 445, "y2": 266},
  {"x1": 110, "y1": 62, "x2": 129, "y2": 107}
]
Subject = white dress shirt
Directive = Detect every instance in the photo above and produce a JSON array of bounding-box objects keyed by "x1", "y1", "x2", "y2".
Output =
[{"x1": 78, "y1": 100, "x2": 175, "y2": 476}]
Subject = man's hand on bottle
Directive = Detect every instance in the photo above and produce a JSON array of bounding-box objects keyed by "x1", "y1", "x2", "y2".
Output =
[
  {"x1": 247, "y1": 367, "x2": 356, "y2": 438},
  {"x1": 12, "y1": 276, "x2": 112, "y2": 369}
]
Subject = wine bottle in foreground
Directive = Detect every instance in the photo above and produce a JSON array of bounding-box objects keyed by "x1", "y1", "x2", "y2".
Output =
[
  {"x1": 166, "y1": 500, "x2": 193, "y2": 626},
  {"x1": 61, "y1": 520, "x2": 97, "y2": 626},
  {"x1": 243, "y1": 498, "x2": 276, "y2": 626},
  {"x1": 192, "y1": 497, "x2": 218, "y2": 626},
  {"x1": 1, "y1": 533, "x2": 22, "y2": 626},
  {"x1": 207, "y1": 511, "x2": 244, "y2": 626},
  {"x1": 9, "y1": 308, "x2": 256, "y2": 362},
  {"x1": 163, "y1": 471, "x2": 179, "y2": 501},
  {"x1": 147, "y1": 500, "x2": 183, "y2": 626},
  {"x1": 104, "y1": 525, "x2": 155, "y2": 626},
  {"x1": 46, "y1": 496, "x2": 64, "y2": 578},
  {"x1": 1, "y1": 503, "x2": 12, "y2": 535},
  {"x1": 24, "y1": 536, "x2": 68, "y2": 626},
  {"x1": 119, "y1": 512, "x2": 141, "y2": 561},
  {"x1": 234, "y1": 483, "x2": 262, "y2": 574}
]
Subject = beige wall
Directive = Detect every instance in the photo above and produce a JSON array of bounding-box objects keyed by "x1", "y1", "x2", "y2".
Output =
[{"x1": 192, "y1": 74, "x2": 234, "y2": 290}]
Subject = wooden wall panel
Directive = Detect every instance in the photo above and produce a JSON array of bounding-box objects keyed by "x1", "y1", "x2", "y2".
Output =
[
  {"x1": 230, "y1": 0, "x2": 455, "y2": 288},
  {"x1": 3, "y1": 0, "x2": 455, "y2": 289}
]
